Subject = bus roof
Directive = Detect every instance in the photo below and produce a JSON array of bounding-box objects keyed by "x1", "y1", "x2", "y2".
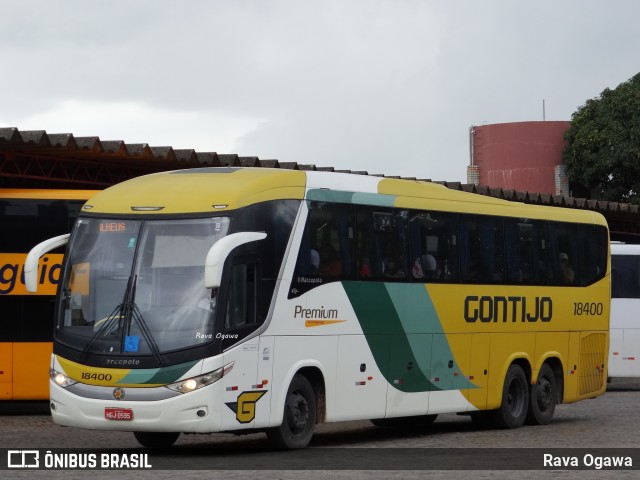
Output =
[
  {"x1": 83, "y1": 168, "x2": 307, "y2": 214},
  {"x1": 80, "y1": 167, "x2": 609, "y2": 227}
]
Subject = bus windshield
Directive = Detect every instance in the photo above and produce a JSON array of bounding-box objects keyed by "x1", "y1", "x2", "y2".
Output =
[{"x1": 55, "y1": 216, "x2": 230, "y2": 356}]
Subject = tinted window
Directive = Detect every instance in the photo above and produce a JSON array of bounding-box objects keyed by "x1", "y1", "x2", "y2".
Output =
[
  {"x1": 290, "y1": 200, "x2": 608, "y2": 293},
  {"x1": 547, "y1": 222, "x2": 580, "y2": 286},
  {"x1": 0, "y1": 197, "x2": 86, "y2": 341},
  {"x1": 409, "y1": 211, "x2": 459, "y2": 282},
  {"x1": 612, "y1": 254, "x2": 640, "y2": 298},
  {"x1": 0, "y1": 296, "x2": 55, "y2": 341},
  {"x1": 222, "y1": 260, "x2": 261, "y2": 349},
  {"x1": 233, "y1": 200, "x2": 299, "y2": 314},
  {"x1": 459, "y1": 215, "x2": 504, "y2": 284},
  {"x1": 0, "y1": 199, "x2": 83, "y2": 251},
  {"x1": 579, "y1": 225, "x2": 608, "y2": 286},
  {"x1": 295, "y1": 202, "x2": 355, "y2": 279},
  {"x1": 504, "y1": 219, "x2": 547, "y2": 284},
  {"x1": 357, "y1": 207, "x2": 408, "y2": 281}
]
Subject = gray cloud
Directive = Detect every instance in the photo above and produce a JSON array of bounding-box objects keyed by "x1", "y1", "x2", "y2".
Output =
[{"x1": 1, "y1": 0, "x2": 639, "y2": 182}]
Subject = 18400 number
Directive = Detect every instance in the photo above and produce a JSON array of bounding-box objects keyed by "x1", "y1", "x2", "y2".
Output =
[
  {"x1": 573, "y1": 302, "x2": 604, "y2": 316},
  {"x1": 81, "y1": 372, "x2": 113, "y2": 381}
]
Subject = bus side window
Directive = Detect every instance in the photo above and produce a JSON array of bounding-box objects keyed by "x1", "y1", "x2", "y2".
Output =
[
  {"x1": 407, "y1": 211, "x2": 458, "y2": 283},
  {"x1": 409, "y1": 212, "x2": 441, "y2": 281},
  {"x1": 547, "y1": 222, "x2": 580, "y2": 286},
  {"x1": 578, "y1": 224, "x2": 608, "y2": 286},
  {"x1": 369, "y1": 209, "x2": 409, "y2": 281},
  {"x1": 294, "y1": 228, "x2": 317, "y2": 277},
  {"x1": 504, "y1": 219, "x2": 547, "y2": 285},
  {"x1": 459, "y1": 214, "x2": 504, "y2": 284},
  {"x1": 222, "y1": 260, "x2": 260, "y2": 348},
  {"x1": 318, "y1": 243, "x2": 342, "y2": 276},
  {"x1": 305, "y1": 202, "x2": 355, "y2": 280},
  {"x1": 612, "y1": 255, "x2": 640, "y2": 298},
  {"x1": 355, "y1": 209, "x2": 373, "y2": 278}
]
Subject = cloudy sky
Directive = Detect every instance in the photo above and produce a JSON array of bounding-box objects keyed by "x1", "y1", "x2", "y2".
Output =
[{"x1": 1, "y1": 1, "x2": 639, "y2": 182}]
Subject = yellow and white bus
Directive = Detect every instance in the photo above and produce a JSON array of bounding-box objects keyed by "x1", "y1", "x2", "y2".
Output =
[
  {"x1": 0, "y1": 189, "x2": 97, "y2": 400},
  {"x1": 26, "y1": 168, "x2": 610, "y2": 448}
]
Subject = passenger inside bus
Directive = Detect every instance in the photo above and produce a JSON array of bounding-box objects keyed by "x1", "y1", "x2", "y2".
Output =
[
  {"x1": 358, "y1": 256, "x2": 372, "y2": 277},
  {"x1": 318, "y1": 244, "x2": 342, "y2": 276},
  {"x1": 383, "y1": 256, "x2": 405, "y2": 278},
  {"x1": 559, "y1": 252, "x2": 575, "y2": 284},
  {"x1": 412, "y1": 254, "x2": 438, "y2": 280}
]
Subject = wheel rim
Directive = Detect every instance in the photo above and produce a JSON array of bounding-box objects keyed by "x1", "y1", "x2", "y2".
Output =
[
  {"x1": 536, "y1": 376, "x2": 553, "y2": 411},
  {"x1": 285, "y1": 390, "x2": 309, "y2": 435}
]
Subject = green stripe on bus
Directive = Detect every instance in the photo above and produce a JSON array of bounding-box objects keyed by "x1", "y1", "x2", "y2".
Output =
[
  {"x1": 343, "y1": 281, "x2": 475, "y2": 392},
  {"x1": 120, "y1": 360, "x2": 199, "y2": 385},
  {"x1": 306, "y1": 189, "x2": 395, "y2": 207},
  {"x1": 143, "y1": 360, "x2": 200, "y2": 385},
  {"x1": 384, "y1": 283, "x2": 475, "y2": 390},
  {"x1": 342, "y1": 281, "x2": 438, "y2": 392}
]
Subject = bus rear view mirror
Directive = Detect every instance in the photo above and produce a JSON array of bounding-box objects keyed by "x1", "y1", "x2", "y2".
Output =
[
  {"x1": 204, "y1": 231, "x2": 266, "y2": 289},
  {"x1": 25, "y1": 234, "x2": 70, "y2": 293}
]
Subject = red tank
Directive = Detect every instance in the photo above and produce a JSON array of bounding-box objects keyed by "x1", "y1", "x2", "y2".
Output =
[{"x1": 469, "y1": 121, "x2": 570, "y2": 194}]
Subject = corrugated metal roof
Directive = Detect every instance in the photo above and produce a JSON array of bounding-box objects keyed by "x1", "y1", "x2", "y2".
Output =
[{"x1": 1, "y1": 126, "x2": 639, "y2": 241}]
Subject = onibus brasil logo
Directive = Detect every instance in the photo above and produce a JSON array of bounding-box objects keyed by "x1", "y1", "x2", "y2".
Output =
[{"x1": 7, "y1": 449, "x2": 152, "y2": 469}]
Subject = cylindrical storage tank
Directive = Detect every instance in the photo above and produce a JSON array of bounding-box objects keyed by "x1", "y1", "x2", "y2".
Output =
[{"x1": 470, "y1": 121, "x2": 570, "y2": 194}]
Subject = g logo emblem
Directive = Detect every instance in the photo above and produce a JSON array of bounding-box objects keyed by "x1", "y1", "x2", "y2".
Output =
[{"x1": 225, "y1": 390, "x2": 267, "y2": 423}]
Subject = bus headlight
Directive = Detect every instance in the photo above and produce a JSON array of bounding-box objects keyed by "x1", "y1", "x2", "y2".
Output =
[
  {"x1": 50, "y1": 369, "x2": 78, "y2": 388},
  {"x1": 165, "y1": 362, "x2": 234, "y2": 394}
]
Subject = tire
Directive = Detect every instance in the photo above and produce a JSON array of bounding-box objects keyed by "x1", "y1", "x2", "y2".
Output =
[
  {"x1": 133, "y1": 431, "x2": 180, "y2": 448},
  {"x1": 370, "y1": 414, "x2": 437, "y2": 428},
  {"x1": 266, "y1": 374, "x2": 316, "y2": 449},
  {"x1": 490, "y1": 363, "x2": 529, "y2": 429},
  {"x1": 525, "y1": 363, "x2": 557, "y2": 425}
]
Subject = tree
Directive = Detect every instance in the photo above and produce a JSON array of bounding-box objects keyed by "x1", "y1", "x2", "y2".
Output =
[{"x1": 563, "y1": 72, "x2": 640, "y2": 203}]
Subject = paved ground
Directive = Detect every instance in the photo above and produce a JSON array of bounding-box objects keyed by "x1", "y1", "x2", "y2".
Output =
[{"x1": 1, "y1": 378, "x2": 639, "y2": 479}]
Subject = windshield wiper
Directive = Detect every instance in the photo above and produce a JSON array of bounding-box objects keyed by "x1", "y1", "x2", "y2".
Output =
[
  {"x1": 79, "y1": 273, "x2": 137, "y2": 361},
  {"x1": 79, "y1": 274, "x2": 165, "y2": 365},
  {"x1": 79, "y1": 301, "x2": 125, "y2": 362},
  {"x1": 124, "y1": 276, "x2": 165, "y2": 365}
]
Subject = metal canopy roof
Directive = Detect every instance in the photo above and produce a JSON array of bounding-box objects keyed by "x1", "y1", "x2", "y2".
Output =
[{"x1": 1, "y1": 127, "x2": 638, "y2": 242}]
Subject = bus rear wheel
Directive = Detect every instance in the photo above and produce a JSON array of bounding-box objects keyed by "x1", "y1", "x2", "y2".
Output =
[
  {"x1": 133, "y1": 431, "x2": 180, "y2": 448},
  {"x1": 526, "y1": 363, "x2": 557, "y2": 425},
  {"x1": 490, "y1": 363, "x2": 529, "y2": 429},
  {"x1": 266, "y1": 374, "x2": 316, "y2": 449}
]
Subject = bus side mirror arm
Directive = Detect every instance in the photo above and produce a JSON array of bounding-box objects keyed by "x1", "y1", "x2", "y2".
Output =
[
  {"x1": 204, "y1": 231, "x2": 267, "y2": 289},
  {"x1": 25, "y1": 234, "x2": 70, "y2": 293}
]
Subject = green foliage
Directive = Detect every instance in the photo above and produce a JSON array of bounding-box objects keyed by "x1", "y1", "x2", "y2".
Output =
[{"x1": 563, "y1": 72, "x2": 640, "y2": 203}]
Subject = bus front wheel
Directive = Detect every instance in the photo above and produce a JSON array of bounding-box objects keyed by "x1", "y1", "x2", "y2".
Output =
[
  {"x1": 133, "y1": 431, "x2": 180, "y2": 448},
  {"x1": 490, "y1": 364, "x2": 529, "y2": 429},
  {"x1": 526, "y1": 363, "x2": 557, "y2": 425},
  {"x1": 266, "y1": 374, "x2": 316, "y2": 449}
]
